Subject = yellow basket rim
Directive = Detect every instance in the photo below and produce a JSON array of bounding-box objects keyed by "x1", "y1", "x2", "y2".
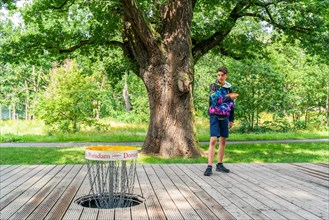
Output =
[{"x1": 85, "y1": 146, "x2": 137, "y2": 151}]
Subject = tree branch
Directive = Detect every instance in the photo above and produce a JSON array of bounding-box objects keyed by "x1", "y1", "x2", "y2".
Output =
[
  {"x1": 49, "y1": 0, "x2": 75, "y2": 10},
  {"x1": 192, "y1": 0, "x2": 197, "y2": 10},
  {"x1": 265, "y1": 6, "x2": 275, "y2": 23},
  {"x1": 120, "y1": 0, "x2": 160, "y2": 53},
  {"x1": 252, "y1": 0, "x2": 289, "y2": 8},
  {"x1": 240, "y1": 12, "x2": 312, "y2": 33},
  {"x1": 218, "y1": 46, "x2": 243, "y2": 60},
  {"x1": 192, "y1": 1, "x2": 247, "y2": 62}
]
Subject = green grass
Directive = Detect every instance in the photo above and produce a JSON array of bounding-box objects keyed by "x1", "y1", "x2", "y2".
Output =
[
  {"x1": 207, "y1": 131, "x2": 329, "y2": 142},
  {"x1": 1, "y1": 119, "x2": 328, "y2": 143},
  {"x1": 0, "y1": 119, "x2": 148, "y2": 142},
  {"x1": 0, "y1": 132, "x2": 147, "y2": 143},
  {"x1": 1, "y1": 130, "x2": 328, "y2": 143},
  {"x1": 1, "y1": 143, "x2": 328, "y2": 165}
]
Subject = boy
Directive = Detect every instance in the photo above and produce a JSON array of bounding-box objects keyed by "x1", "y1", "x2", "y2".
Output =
[{"x1": 204, "y1": 66, "x2": 237, "y2": 176}]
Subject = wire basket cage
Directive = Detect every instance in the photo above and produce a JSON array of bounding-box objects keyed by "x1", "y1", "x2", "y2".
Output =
[{"x1": 80, "y1": 146, "x2": 139, "y2": 209}]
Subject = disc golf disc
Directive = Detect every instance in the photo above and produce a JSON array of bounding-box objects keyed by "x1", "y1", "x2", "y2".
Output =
[{"x1": 226, "y1": 93, "x2": 239, "y2": 98}]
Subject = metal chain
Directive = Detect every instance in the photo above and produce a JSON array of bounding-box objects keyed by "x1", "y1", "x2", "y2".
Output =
[{"x1": 85, "y1": 159, "x2": 137, "y2": 208}]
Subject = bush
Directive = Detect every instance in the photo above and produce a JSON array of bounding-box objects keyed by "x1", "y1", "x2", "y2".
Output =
[{"x1": 36, "y1": 60, "x2": 100, "y2": 133}]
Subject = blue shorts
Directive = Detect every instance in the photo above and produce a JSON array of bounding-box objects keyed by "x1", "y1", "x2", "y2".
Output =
[{"x1": 210, "y1": 116, "x2": 229, "y2": 138}]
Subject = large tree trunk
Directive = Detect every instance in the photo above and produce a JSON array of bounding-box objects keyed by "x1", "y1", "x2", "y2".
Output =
[
  {"x1": 121, "y1": 0, "x2": 201, "y2": 157},
  {"x1": 142, "y1": 65, "x2": 200, "y2": 157}
]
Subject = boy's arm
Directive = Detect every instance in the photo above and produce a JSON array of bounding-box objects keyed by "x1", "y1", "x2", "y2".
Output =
[
  {"x1": 229, "y1": 107, "x2": 235, "y2": 122},
  {"x1": 229, "y1": 87, "x2": 235, "y2": 122}
]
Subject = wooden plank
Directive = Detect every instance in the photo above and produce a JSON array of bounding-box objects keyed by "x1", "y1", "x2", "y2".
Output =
[
  {"x1": 1, "y1": 165, "x2": 59, "y2": 219},
  {"x1": 1, "y1": 166, "x2": 26, "y2": 183},
  {"x1": 143, "y1": 164, "x2": 184, "y2": 220},
  {"x1": 226, "y1": 164, "x2": 309, "y2": 220},
  {"x1": 243, "y1": 163, "x2": 329, "y2": 213},
  {"x1": 0, "y1": 165, "x2": 52, "y2": 209},
  {"x1": 317, "y1": 163, "x2": 329, "y2": 168},
  {"x1": 25, "y1": 165, "x2": 76, "y2": 220},
  {"x1": 78, "y1": 171, "x2": 99, "y2": 220},
  {"x1": 233, "y1": 164, "x2": 323, "y2": 220},
  {"x1": 97, "y1": 209, "x2": 115, "y2": 220},
  {"x1": 130, "y1": 204, "x2": 149, "y2": 220},
  {"x1": 0, "y1": 165, "x2": 19, "y2": 176},
  {"x1": 44, "y1": 165, "x2": 84, "y2": 220},
  {"x1": 0, "y1": 163, "x2": 327, "y2": 220},
  {"x1": 261, "y1": 163, "x2": 329, "y2": 198},
  {"x1": 290, "y1": 163, "x2": 329, "y2": 180},
  {"x1": 169, "y1": 164, "x2": 235, "y2": 220},
  {"x1": 136, "y1": 165, "x2": 166, "y2": 220},
  {"x1": 1, "y1": 165, "x2": 39, "y2": 188},
  {"x1": 1, "y1": 165, "x2": 43, "y2": 197},
  {"x1": 181, "y1": 164, "x2": 254, "y2": 220},
  {"x1": 0, "y1": 165, "x2": 13, "y2": 173},
  {"x1": 232, "y1": 164, "x2": 305, "y2": 219},
  {"x1": 62, "y1": 165, "x2": 100, "y2": 220},
  {"x1": 152, "y1": 164, "x2": 201, "y2": 220},
  {"x1": 160, "y1": 164, "x2": 222, "y2": 220},
  {"x1": 192, "y1": 164, "x2": 287, "y2": 220},
  {"x1": 129, "y1": 166, "x2": 149, "y2": 220},
  {"x1": 8, "y1": 165, "x2": 71, "y2": 220},
  {"x1": 262, "y1": 163, "x2": 328, "y2": 195},
  {"x1": 238, "y1": 163, "x2": 328, "y2": 216},
  {"x1": 293, "y1": 163, "x2": 329, "y2": 174},
  {"x1": 114, "y1": 207, "x2": 131, "y2": 220},
  {"x1": 79, "y1": 207, "x2": 99, "y2": 220},
  {"x1": 193, "y1": 164, "x2": 296, "y2": 220}
]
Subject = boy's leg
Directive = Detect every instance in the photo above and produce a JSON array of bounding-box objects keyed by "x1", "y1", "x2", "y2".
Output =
[
  {"x1": 207, "y1": 136, "x2": 217, "y2": 165},
  {"x1": 205, "y1": 116, "x2": 220, "y2": 176},
  {"x1": 216, "y1": 119, "x2": 230, "y2": 173},
  {"x1": 217, "y1": 137, "x2": 226, "y2": 163},
  {"x1": 204, "y1": 136, "x2": 217, "y2": 176}
]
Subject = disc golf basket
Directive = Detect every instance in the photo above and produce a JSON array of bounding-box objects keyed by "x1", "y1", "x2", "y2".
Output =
[{"x1": 76, "y1": 146, "x2": 141, "y2": 209}]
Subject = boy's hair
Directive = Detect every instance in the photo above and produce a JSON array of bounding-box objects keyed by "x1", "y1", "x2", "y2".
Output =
[{"x1": 217, "y1": 66, "x2": 228, "y2": 74}]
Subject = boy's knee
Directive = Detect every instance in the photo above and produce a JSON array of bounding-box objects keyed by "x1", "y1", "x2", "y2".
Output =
[{"x1": 210, "y1": 137, "x2": 217, "y2": 145}]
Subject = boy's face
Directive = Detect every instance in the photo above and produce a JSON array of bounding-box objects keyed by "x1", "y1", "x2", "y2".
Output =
[{"x1": 217, "y1": 71, "x2": 227, "y2": 85}]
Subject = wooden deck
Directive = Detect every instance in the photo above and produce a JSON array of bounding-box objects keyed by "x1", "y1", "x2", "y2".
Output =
[{"x1": 0, "y1": 163, "x2": 328, "y2": 220}]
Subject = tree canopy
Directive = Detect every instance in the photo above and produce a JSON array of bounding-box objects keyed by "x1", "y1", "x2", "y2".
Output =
[
  {"x1": 1, "y1": 0, "x2": 328, "y2": 65},
  {"x1": 1, "y1": 0, "x2": 328, "y2": 157}
]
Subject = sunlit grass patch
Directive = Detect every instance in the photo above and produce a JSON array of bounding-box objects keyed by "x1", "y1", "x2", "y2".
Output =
[
  {"x1": 223, "y1": 143, "x2": 329, "y2": 163},
  {"x1": 1, "y1": 142, "x2": 328, "y2": 165}
]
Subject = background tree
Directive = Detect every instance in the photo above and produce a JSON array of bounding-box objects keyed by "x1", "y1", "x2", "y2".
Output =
[
  {"x1": 1, "y1": 0, "x2": 328, "y2": 157},
  {"x1": 36, "y1": 60, "x2": 100, "y2": 132},
  {"x1": 268, "y1": 42, "x2": 329, "y2": 130}
]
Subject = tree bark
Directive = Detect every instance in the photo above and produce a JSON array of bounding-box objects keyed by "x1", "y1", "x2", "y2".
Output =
[
  {"x1": 142, "y1": 65, "x2": 200, "y2": 157},
  {"x1": 123, "y1": 75, "x2": 132, "y2": 112},
  {"x1": 121, "y1": 0, "x2": 201, "y2": 157}
]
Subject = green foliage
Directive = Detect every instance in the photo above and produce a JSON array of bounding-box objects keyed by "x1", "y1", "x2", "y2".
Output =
[
  {"x1": 228, "y1": 59, "x2": 285, "y2": 130},
  {"x1": 268, "y1": 41, "x2": 329, "y2": 130},
  {"x1": 120, "y1": 73, "x2": 149, "y2": 122},
  {"x1": 1, "y1": 0, "x2": 328, "y2": 134},
  {"x1": 193, "y1": 40, "x2": 328, "y2": 132},
  {"x1": 36, "y1": 60, "x2": 100, "y2": 132}
]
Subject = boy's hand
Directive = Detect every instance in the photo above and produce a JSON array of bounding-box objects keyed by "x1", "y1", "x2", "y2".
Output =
[
  {"x1": 229, "y1": 122, "x2": 234, "y2": 129},
  {"x1": 226, "y1": 93, "x2": 239, "y2": 100}
]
